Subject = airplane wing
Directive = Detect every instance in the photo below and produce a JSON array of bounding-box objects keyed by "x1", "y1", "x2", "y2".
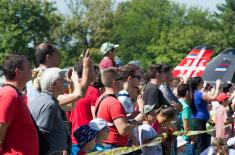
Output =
[
  {"x1": 172, "y1": 45, "x2": 214, "y2": 78},
  {"x1": 202, "y1": 48, "x2": 235, "y2": 83}
]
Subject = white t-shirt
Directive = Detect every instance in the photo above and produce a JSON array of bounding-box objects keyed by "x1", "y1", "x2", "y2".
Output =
[
  {"x1": 118, "y1": 90, "x2": 134, "y2": 114},
  {"x1": 138, "y1": 124, "x2": 163, "y2": 155}
]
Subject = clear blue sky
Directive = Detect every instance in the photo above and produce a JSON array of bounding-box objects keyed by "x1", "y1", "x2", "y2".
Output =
[{"x1": 52, "y1": 0, "x2": 225, "y2": 15}]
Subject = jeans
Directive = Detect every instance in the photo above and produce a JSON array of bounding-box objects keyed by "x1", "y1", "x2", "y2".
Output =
[{"x1": 178, "y1": 142, "x2": 196, "y2": 155}]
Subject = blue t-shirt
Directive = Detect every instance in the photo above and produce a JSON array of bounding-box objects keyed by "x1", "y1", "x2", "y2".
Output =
[{"x1": 192, "y1": 90, "x2": 209, "y2": 121}]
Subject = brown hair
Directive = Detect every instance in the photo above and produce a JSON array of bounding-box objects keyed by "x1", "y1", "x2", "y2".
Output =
[
  {"x1": 147, "y1": 64, "x2": 162, "y2": 79},
  {"x1": 35, "y1": 43, "x2": 58, "y2": 65},
  {"x1": 156, "y1": 105, "x2": 175, "y2": 120},
  {"x1": 3, "y1": 54, "x2": 29, "y2": 80},
  {"x1": 120, "y1": 64, "x2": 137, "y2": 81},
  {"x1": 101, "y1": 67, "x2": 120, "y2": 87}
]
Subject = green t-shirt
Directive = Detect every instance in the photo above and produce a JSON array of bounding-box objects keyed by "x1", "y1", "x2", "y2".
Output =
[{"x1": 179, "y1": 98, "x2": 193, "y2": 140}]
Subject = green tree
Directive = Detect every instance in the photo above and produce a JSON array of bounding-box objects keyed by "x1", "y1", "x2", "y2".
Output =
[
  {"x1": 53, "y1": 0, "x2": 115, "y2": 67},
  {"x1": 215, "y1": 0, "x2": 235, "y2": 50},
  {"x1": 111, "y1": 0, "x2": 221, "y2": 67},
  {"x1": 113, "y1": 0, "x2": 173, "y2": 67},
  {"x1": 148, "y1": 5, "x2": 220, "y2": 66},
  {"x1": 0, "y1": 0, "x2": 62, "y2": 65}
]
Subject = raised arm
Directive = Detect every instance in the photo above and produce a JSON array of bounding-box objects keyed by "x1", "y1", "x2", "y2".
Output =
[
  {"x1": 58, "y1": 49, "x2": 92, "y2": 108},
  {"x1": 202, "y1": 79, "x2": 221, "y2": 102}
]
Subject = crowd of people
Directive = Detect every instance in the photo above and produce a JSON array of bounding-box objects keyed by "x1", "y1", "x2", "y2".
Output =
[{"x1": 0, "y1": 42, "x2": 235, "y2": 155}]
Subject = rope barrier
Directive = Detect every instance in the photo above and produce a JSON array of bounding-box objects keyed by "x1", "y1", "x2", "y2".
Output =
[{"x1": 87, "y1": 124, "x2": 232, "y2": 155}]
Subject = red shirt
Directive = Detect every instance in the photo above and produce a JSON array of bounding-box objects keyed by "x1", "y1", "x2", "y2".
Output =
[
  {"x1": 95, "y1": 94, "x2": 128, "y2": 146},
  {"x1": 70, "y1": 86, "x2": 100, "y2": 144},
  {"x1": 0, "y1": 86, "x2": 39, "y2": 155},
  {"x1": 85, "y1": 86, "x2": 100, "y2": 107},
  {"x1": 77, "y1": 150, "x2": 86, "y2": 155},
  {"x1": 152, "y1": 120, "x2": 161, "y2": 133}
]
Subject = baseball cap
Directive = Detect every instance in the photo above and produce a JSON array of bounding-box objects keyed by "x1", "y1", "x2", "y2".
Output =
[
  {"x1": 89, "y1": 118, "x2": 113, "y2": 131},
  {"x1": 216, "y1": 93, "x2": 229, "y2": 103},
  {"x1": 73, "y1": 125, "x2": 97, "y2": 147},
  {"x1": 100, "y1": 42, "x2": 119, "y2": 55},
  {"x1": 128, "y1": 60, "x2": 141, "y2": 68},
  {"x1": 144, "y1": 105, "x2": 155, "y2": 115}
]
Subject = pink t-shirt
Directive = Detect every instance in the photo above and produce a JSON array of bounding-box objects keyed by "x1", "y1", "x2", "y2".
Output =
[
  {"x1": 215, "y1": 105, "x2": 231, "y2": 139},
  {"x1": 99, "y1": 57, "x2": 115, "y2": 70}
]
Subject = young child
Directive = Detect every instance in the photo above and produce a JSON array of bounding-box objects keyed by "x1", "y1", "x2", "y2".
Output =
[
  {"x1": 215, "y1": 93, "x2": 233, "y2": 140},
  {"x1": 177, "y1": 84, "x2": 195, "y2": 155},
  {"x1": 88, "y1": 118, "x2": 110, "y2": 151},
  {"x1": 138, "y1": 105, "x2": 175, "y2": 155},
  {"x1": 73, "y1": 125, "x2": 97, "y2": 155},
  {"x1": 138, "y1": 105, "x2": 163, "y2": 155}
]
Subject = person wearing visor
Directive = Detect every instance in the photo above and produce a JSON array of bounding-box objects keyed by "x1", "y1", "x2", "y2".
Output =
[{"x1": 99, "y1": 42, "x2": 119, "y2": 70}]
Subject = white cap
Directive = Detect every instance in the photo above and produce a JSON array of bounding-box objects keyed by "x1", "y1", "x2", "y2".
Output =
[
  {"x1": 227, "y1": 137, "x2": 235, "y2": 146},
  {"x1": 89, "y1": 118, "x2": 113, "y2": 131},
  {"x1": 177, "y1": 136, "x2": 187, "y2": 148}
]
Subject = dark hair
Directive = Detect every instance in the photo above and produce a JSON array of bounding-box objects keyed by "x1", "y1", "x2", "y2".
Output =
[
  {"x1": 177, "y1": 84, "x2": 190, "y2": 97},
  {"x1": 205, "y1": 83, "x2": 213, "y2": 91},
  {"x1": 190, "y1": 77, "x2": 203, "y2": 113},
  {"x1": 35, "y1": 43, "x2": 57, "y2": 64},
  {"x1": 161, "y1": 64, "x2": 171, "y2": 73},
  {"x1": 120, "y1": 64, "x2": 136, "y2": 81},
  {"x1": 147, "y1": 64, "x2": 162, "y2": 80},
  {"x1": 91, "y1": 65, "x2": 104, "y2": 89},
  {"x1": 156, "y1": 105, "x2": 175, "y2": 120},
  {"x1": 3, "y1": 54, "x2": 29, "y2": 80},
  {"x1": 74, "y1": 60, "x2": 83, "y2": 78},
  {"x1": 222, "y1": 82, "x2": 233, "y2": 93}
]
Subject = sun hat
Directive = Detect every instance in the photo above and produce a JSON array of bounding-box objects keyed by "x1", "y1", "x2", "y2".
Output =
[
  {"x1": 100, "y1": 42, "x2": 119, "y2": 55},
  {"x1": 73, "y1": 125, "x2": 97, "y2": 147},
  {"x1": 89, "y1": 118, "x2": 113, "y2": 131}
]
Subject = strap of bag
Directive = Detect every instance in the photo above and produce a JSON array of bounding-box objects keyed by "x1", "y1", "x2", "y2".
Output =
[
  {"x1": 95, "y1": 94, "x2": 117, "y2": 118},
  {"x1": 2, "y1": 83, "x2": 22, "y2": 95},
  {"x1": 2, "y1": 84, "x2": 40, "y2": 130}
]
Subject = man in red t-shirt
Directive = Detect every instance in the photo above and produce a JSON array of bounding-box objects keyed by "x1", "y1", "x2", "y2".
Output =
[
  {"x1": 95, "y1": 67, "x2": 144, "y2": 148},
  {"x1": 69, "y1": 61, "x2": 102, "y2": 155},
  {"x1": 0, "y1": 54, "x2": 39, "y2": 155}
]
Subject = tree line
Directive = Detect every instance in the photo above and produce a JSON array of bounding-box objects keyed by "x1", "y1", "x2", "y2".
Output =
[{"x1": 0, "y1": 0, "x2": 234, "y2": 68}]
